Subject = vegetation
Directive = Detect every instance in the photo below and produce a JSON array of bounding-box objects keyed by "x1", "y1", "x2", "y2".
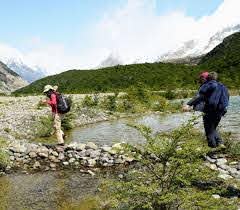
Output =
[
  {"x1": 34, "y1": 115, "x2": 53, "y2": 138},
  {"x1": 199, "y1": 32, "x2": 240, "y2": 88},
  {"x1": 99, "y1": 120, "x2": 239, "y2": 209},
  {"x1": 13, "y1": 32, "x2": 240, "y2": 95},
  {"x1": 0, "y1": 137, "x2": 9, "y2": 170},
  {"x1": 13, "y1": 62, "x2": 201, "y2": 95}
]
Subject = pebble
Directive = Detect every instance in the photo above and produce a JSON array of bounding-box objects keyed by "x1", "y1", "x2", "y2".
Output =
[{"x1": 212, "y1": 194, "x2": 220, "y2": 199}]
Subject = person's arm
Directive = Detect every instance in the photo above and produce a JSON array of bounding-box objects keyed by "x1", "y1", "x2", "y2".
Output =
[{"x1": 187, "y1": 94, "x2": 204, "y2": 106}]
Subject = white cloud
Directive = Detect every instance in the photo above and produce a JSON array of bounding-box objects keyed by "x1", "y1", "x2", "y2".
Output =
[{"x1": 0, "y1": 0, "x2": 240, "y2": 75}]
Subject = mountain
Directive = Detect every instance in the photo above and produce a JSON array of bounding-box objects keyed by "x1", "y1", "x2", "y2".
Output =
[
  {"x1": 199, "y1": 32, "x2": 240, "y2": 88},
  {"x1": 14, "y1": 62, "x2": 201, "y2": 95},
  {"x1": 6, "y1": 59, "x2": 46, "y2": 83},
  {"x1": 158, "y1": 24, "x2": 240, "y2": 63},
  {"x1": 0, "y1": 61, "x2": 28, "y2": 93}
]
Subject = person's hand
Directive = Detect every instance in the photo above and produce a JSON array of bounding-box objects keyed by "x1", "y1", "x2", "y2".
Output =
[
  {"x1": 41, "y1": 99, "x2": 47, "y2": 104},
  {"x1": 182, "y1": 104, "x2": 192, "y2": 112}
]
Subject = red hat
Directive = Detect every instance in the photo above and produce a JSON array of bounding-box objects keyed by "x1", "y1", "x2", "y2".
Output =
[{"x1": 199, "y1": 71, "x2": 209, "y2": 79}]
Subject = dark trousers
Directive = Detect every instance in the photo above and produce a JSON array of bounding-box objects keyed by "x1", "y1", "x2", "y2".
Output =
[{"x1": 203, "y1": 112, "x2": 223, "y2": 148}]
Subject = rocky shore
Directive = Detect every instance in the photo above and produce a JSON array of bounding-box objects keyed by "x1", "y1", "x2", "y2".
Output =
[
  {"x1": 1, "y1": 141, "x2": 133, "y2": 175},
  {"x1": 0, "y1": 95, "x2": 111, "y2": 143}
]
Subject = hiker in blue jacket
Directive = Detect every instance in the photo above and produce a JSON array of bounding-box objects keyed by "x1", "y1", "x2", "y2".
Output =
[{"x1": 183, "y1": 71, "x2": 229, "y2": 148}]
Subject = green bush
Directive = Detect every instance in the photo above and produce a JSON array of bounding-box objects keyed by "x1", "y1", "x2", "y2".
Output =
[
  {"x1": 0, "y1": 137, "x2": 9, "y2": 170},
  {"x1": 151, "y1": 95, "x2": 168, "y2": 112},
  {"x1": 100, "y1": 93, "x2": 119, "y2": 112},
  {"x1": 61, "y1": 112, "x2": 75, "y2": 131},
  {"x1": 35, "y1": 116, "x2": 53, "y2": 138},
  {"x1": 81, "y1": 95, "x2": 97, "y2": 107},
  {"x1": 117, "y1": 96, "x2": 136, "y2": 113},
  {"x1": 100, "y1": 120, "x2": 238, "y2": 209}
]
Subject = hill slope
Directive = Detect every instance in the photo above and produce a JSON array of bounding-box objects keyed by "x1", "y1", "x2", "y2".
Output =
[
  {"x1": 14, "y1": 32, "x2": 240, "y2": 95},
  {"x1": 0, "y1": 61, "x2": 28, "y2": 93},
  {"x1": 199, "y1": 32, "x2": 240, "y2": 88},
  {"x1": 14, "y1": 63, "x2": 200, "y2": 94}
]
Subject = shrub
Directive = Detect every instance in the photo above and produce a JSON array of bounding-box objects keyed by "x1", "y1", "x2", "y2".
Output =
[
  {"x1": 224, "y1": 132, "x2": 240, "y2": 158},
  {"x1": 151, "y1": 96, "x2": 168, "y2": 112},
  {"x1": 164, "y1": 89, "x2": 176, "y2": 100},
  {"x1": 100, "y1": 120, "x2": 238, "y2": 209},
  {"x1": 81, "y1": 95, "x2": 97, "y2": 107},
  {"x1": 35, "y1": 116, "x2": 53, "y2": 138},
  {"x1": 61, "y1": 112, "x2": 75, "y2": 131},
  {"x1": 0, "y1": 137, "x2": 9, "y2": 170},
  {"x1": 100, "y1": 93, "x2": 119, "y2": 112},
  {"x1": 127, "y1": 84, "x2": 151, "y2": 104}
]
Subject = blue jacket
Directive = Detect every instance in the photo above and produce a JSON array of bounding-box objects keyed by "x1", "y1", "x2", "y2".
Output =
[{"x1": 187, "y1": 80, "x2": 224, "y2": 114}]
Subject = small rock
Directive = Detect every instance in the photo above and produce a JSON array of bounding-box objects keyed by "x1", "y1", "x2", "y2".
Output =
[
  {"x1": 118, "y1": 174, "x2": 124, "y2": 179},
  {"x1": 29, "y1": 152, "x2": 37, "y2": 158},
  {"x1": 63, "y1": 161, "x2": 69, "y2": 166},
  {"x1": 212, "y1": 194, "x2": 220, "y2": 199},
  {"x1": 51, "y1": 151, "x2": 59, "y2": 157},
  {"x1": 38, "y1": 152, "x2": 48, "y2": 158},
  {"x1": 205, "y1": 156, "x2": 216, "y2": 164},
  {"x1": 86, "y1": 142, "x2": 98, "y2": 150},
  {"x1": 216, "y1": 158, "x2": 227, "y2": 166},
  {"x1": 49, "y1": 155, "x2": 60, "y2": 163},
  {"x1": 50, "y1": 163, "x2": 56, "y2": 168},
  {"x1": 9, "y1": 156, "x2": 15, "y2": 161},
  {"x1": 69, "y1": 158, "x2": 76, "y2": 163},
  {"x1": 33, "y1": 161, "x2": 41, "y2": 169},
  {"x1": 58, "y1": 153, "x2": 65, "y2": 160},
  {"x1": 218, "y1": 174, "x2": 233, "y2": 180},
  {"x1": 87, "y1": 170, "x2": 96, "y2": 176},
  {"x1": 101, "y1": 146, "x2": 112, "y2": 152},
  {"x1": 115, "y1": 158, "x2": 125, "y2": 164},
  {"x1": 112, "y1": 143, "x2": 123, "y2": 150},
  {"x1": 205, "y1": 162, "x2": 218, "y2": 171},
  {"x1": 89, "y1": 150, "x2": 101, "y2": 158},
  {"x1": 218, "y1": 168, "x2": 229, "y2": 175},
  {"x1": 229, "y1": 161, "x2": 238, "y2": 166},
  {"x1": 109, "y1": 149, "x2": 117, "y2": 155},
  {"x1": 87, "y1": 159, "x2": 97, "y2": 167},
  {"x1": 55, "y1": 146, "x2": 65, "y2": 153},
  {"x1": 228, "y1": 168, "x2": 238, "y2": 176}
]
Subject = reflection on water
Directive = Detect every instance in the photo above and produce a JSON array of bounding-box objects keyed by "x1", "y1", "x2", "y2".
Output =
[
  {"x1": 70, "y1": 96, "x2": 239, "y2": 145},
  {"x1": 0, "y1": 171, "x2": 98, "y2": 210}
]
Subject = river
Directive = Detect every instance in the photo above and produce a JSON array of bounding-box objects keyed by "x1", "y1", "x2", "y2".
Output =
[{"x1": 0, "y1": 96, "x2": 239, "y2": 210}]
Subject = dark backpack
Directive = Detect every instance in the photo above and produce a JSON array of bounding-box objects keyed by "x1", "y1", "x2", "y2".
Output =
[
  {"x1": 217, "y1": 83, "x2": 229, "y2": 113},
  {"x1": 56, "y1": 93, "x2": 71, "y2": 114},
  {"x1": 208, "y1": 82, "x2": 229, "y2": 113}
]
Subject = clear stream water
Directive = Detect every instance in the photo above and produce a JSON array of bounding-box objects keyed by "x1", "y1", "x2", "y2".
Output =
[
  {"x1": 69, "y1": 96, "x2": 240, "y2": 145},
  {"x1": 0, "y1": 96, "x2": 239, "y2": 210}
]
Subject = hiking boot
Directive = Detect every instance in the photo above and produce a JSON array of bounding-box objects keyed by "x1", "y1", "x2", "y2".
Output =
[{"x1": 218, "y1": 144, "x2": 226, "y2": 149}]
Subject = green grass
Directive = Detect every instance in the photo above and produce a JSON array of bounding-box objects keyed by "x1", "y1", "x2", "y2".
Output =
[{"x1": 0, "y1": 137, "x2": 9, "y2": 170}]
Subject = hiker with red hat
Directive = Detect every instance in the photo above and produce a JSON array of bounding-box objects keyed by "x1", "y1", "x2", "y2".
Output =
[{"x1": 183, "y1": 71, "x2": 229, "y2": 148}]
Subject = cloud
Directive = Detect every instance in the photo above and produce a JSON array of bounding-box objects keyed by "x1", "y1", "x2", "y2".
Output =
[{"x1": 0, "y1": 0, "x2": 240, "y2": 75}]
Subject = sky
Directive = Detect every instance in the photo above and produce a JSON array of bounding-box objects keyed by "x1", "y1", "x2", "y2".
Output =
[{"x1": 0, "y1": 0, "x2": 239, "y2": 74}]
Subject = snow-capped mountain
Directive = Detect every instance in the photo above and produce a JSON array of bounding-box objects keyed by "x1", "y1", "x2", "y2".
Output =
[
  {"x1": 158, "y1": 24, "x2": 240, "y2": 62},
  {"x1": 6, "y1": 59, "x2": 46, "y2": 83}
]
